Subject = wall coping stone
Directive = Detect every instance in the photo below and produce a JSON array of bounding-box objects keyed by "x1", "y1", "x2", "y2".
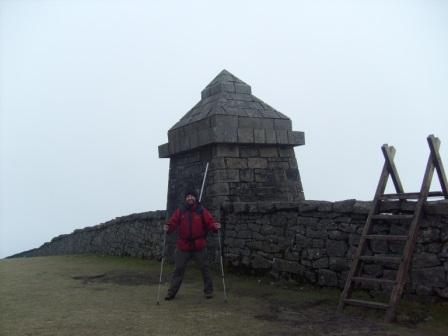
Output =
[{"x1": 230, "y1": 200, "x2": 448, "y2": 215}]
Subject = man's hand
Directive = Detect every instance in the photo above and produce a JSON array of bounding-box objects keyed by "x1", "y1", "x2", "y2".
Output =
[
  {"x1": 215, "y1": 222, "x2": 221, "y2": 230},
  {"x1": 163, "y1": 224, "x2": 169, "y2": 232}
]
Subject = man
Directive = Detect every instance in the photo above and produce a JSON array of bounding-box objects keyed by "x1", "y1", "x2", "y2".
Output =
[{"x1": 164, "y1": 190, "x2": 221, "y2": 300}]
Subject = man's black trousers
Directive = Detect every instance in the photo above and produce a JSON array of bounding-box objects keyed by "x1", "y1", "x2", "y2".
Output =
[{"x1": 167, "y1": 248, "x2": 213, "y2": 297}]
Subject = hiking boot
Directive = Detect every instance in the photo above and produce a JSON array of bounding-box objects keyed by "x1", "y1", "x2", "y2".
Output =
[
  {"x1": 205, "y1": 293, "x2": 213, "y2": 299},
  {"x1": 164, "y1": 294, "x2": 175, "y2": 301}
]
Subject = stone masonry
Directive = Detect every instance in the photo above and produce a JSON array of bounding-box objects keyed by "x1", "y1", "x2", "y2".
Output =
[
  {"x1": 223, "y1": 200, "x2": 448, "y2": 299},
  {"x1": 159, "y1": 70, "x2": 305, "y2": 217},
  {"x1": 12, "y1": 200, "x2": 448, "y2": 300}
]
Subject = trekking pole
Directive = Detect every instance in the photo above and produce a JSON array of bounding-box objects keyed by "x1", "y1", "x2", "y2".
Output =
[
  {"x1": 199, "y1": 162, "x2": 209, "y2": 202},
  {"x1": 218, "y1": 228, "x2": 228, "y2": 302},
  {"x1": 156, "y1": 229, "x2": 167, "y2": 305},
  {"x1": 199, "y1": 162, "x2": 228, "y2": 302}
]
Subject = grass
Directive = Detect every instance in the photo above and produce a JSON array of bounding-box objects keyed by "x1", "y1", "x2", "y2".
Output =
[{"x1": 0, "y1": 255, "x2": 447, "y2": 336}]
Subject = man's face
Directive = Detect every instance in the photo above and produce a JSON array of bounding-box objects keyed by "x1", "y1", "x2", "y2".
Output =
[{"x1": 185, "y1": 194, "x2": 196, "y2": 205}]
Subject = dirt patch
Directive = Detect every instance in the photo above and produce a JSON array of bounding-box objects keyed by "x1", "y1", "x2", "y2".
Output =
[
  {"x1": 253, "y1": 297, "x2": 400, "y2": 336},
  {"x1": 72, "y1": 271, "x2": 158, "y2": 286}
]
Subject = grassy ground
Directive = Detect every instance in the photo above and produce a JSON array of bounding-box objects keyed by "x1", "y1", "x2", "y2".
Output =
[{"x1": 0, "y1": 255, "x2": 447, "y2": 336}]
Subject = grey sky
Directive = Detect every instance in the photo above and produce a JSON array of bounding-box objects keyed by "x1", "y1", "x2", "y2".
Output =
[{"x1": 1, "y1": 0, "x2": 447, "y2": 258}]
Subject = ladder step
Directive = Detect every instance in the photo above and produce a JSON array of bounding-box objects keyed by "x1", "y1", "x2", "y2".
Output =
[
  {"x1": 352, "y1": 276, "x2": 396, "y2": 285},
  {"x1": 363, "y1": 234, "x2": 408, "y2": 241},
  {"x1": 359, "y1": 255, "x2": 402, "y2": 263},
  {"x1": 371, "y1": 214, "x2": 413, "y2": 220},
  {"x1": 380, "y1": 191, "x2": 444, "y2": 200},
  {"x1": 343, "y1": 299, "x2": 389, "y2": 310}
]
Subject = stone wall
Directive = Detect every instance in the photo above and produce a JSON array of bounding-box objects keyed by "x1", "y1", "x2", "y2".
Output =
[
  {"x1": 222, "y1": 200, "x2": 448, "y2": 299},
  {"x1": 167, "y1": 144, "x2": 304, "y2": 217},
  {"x1": 11, "y1": 200, "x2": 448, "y2": 299},
  {"x1": 11, "y1": 211, "x2": 167, "y2": 259}
]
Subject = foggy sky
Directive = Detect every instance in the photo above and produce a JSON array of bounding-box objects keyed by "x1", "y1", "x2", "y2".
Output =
[{"x1": 1, "y1": 0, "x2": 447, "y2": 258}]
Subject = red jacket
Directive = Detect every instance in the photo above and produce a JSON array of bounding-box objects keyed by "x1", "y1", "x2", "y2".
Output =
[{"x1": 167, "y1": 204, "x2": 219, "y2": 251}]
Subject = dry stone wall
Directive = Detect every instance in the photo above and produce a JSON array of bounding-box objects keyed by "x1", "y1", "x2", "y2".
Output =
[
  {"x1": 11, "y1": 200, "x2": 448, "y2": 299},
  {"x1": 11, "y1": 211, "x2": 166, "y2": 259},
  {"x1": 222, "y1": 200, "x2": 448, "y2": 299}
]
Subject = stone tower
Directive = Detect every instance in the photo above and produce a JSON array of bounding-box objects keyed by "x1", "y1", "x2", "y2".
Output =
[{"x1": 159, "y1": 70, "x2": 305, "y2": 217}]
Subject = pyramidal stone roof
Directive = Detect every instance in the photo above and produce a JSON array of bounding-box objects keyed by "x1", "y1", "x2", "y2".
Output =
[
  {"x1": 159, "y1": 70, "x2": 304, "y2": 158},
  {"x1": 170, "y1": 70, "x2": 289, "y2": 130}
]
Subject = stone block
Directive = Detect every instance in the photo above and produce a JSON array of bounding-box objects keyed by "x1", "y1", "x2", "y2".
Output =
[
  {"x1": 213, "y1": 127, "x2": 238, "y2": 143},
  {"x1": 285, "y1": 168, "x2": 298, "y2": 181},
  {"x1": 272, "y1": 258, "x2": 302, "y2": 274},
  {"x1": 295, "y1": 234, "x2": 311, "y2": 249},
  {"x1": 412, "y1": 252, "x2": 441, "y2": 269},
  {"x1": 265, "y1": 129, "x2": 276, "y2": 144},
  {"x1": 278, "y1": 147, "x2": 293, "y2": 158},
  {"x1": 327, "y1": 240, "x2": 347, "y2": 257},
  {"x1": 333, "y1": 199, "x2": 356, "y2": 213},
  {"x1": 213, "y1": 169, "x2": 239, "y2": 183},
  {"x1": 259, "y1": 147, "x2": 278, "y2": 158},
  {"x1": 289, "y1": 157, "x2": 298, "y2": 169},
  {"x1": 214, "y1": 144, "x2": 239, "y2": 157},
  {"x1": 254, "y1": 170, "x2": 273, "y2": 183},
  {"x1": 197, "y1": 128, "x2": 212, "y2": 146},
  {"x1": 411, "y1": 266, "x2": 446, "y2": 287},
  {"x1": 329, "y1": 257, "x2": 349, "y2": 271},
  {"x1": 239, "y1": 117, "x2": 263, "y2": 129},
  {"x1": 305, "y1": 248, "x2": 325, "y2": 260},
  {"x1": 425, "y1": 202, "x2": 448, "y2": 215},
  {"x1": 418, "y1": 227, "x2": 440, "y2": 243},
  {"x1": 222, "y1": 82, "x2": 236, "y2": 93},
  {"x1": 254, "y1": 129, "x2": 265, "y2": 143},
  {"x1": 313, "y1": 257, "x2": 329, "y2": 268},
  {"x1": 328, "y1": 230, "x2": 348, "y2": 240},
  {"x1": 238, "y1": 128, "x2": 254, "y2": 143},
  {"x1": 210, "y1": 158, "x2": 226, "y2": 169},
  {"x1": 306, "y1": 227, "x2": 327, "y2": 239},
  {"x1": 158, "y1": 143, "x2": 170, "y2": 158},
  {"x1": 275, "y1": 130, "x2": 288, "y2": 144},
  {"x1": 304, "y1": 271, "x2": 317, "y2": 283},
  {"x1": 189, "y1": 132, "x2": 199, "y2": 149},
  {"x1": 288, "y1": 131, "x2": 305, "y2": 146},
  {"x1": 318, "y1": 269, "x2": 338, "y2": 287},
  {"x1": 237, "y1": 230, "x2": 252, "y2": 239},
  {"x1": 240, "y1": 169, "x2": 254, "y2": 182},
  {"x1": 274, "y1": 119, "x2": 292, "y2": 130},
  {"x1": 371, "y1": 240, "x2": 388, "y2": 254},
  {"x1": 240, "y1": 146, "x2": 259, "y2": 157},
  {"x1": 248, "y1": 158, "x2": 268, "y2": 169},
  {"x1": 196, "y1": 117, "x2": 211, "y2": 130},
  {"x1": 208, "y1": 183, "x2": 230, "y2": 196},
  {"x1": 251, "y1": 255, "x2": 271, "y2": 269},
  {"x1": 226, "y1": 158, "x2": 247, "y2": 169},
  {"x1": 297, "y1": 201, "x2": 320, "y2": 213},
  {"x1": 312, "y1": 239, "x2": 325, "y2": 248},
  {"x1": 353, "y1": 201, "x2": 371, "y2": 214},
  {"x1": 268, "y1": 159, "x2": 289, "y2": 169},
  {"x1": 319, "y1": 219, "x2": 336, "y2": 230},
  {"x1": 235, "y1": 83, "x2": 251, "y2": 94}
]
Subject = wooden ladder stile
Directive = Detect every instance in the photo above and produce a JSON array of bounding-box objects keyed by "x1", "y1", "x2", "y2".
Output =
[{"x1": 338, "y1": 135, "x2": 448, "y2": 323}]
